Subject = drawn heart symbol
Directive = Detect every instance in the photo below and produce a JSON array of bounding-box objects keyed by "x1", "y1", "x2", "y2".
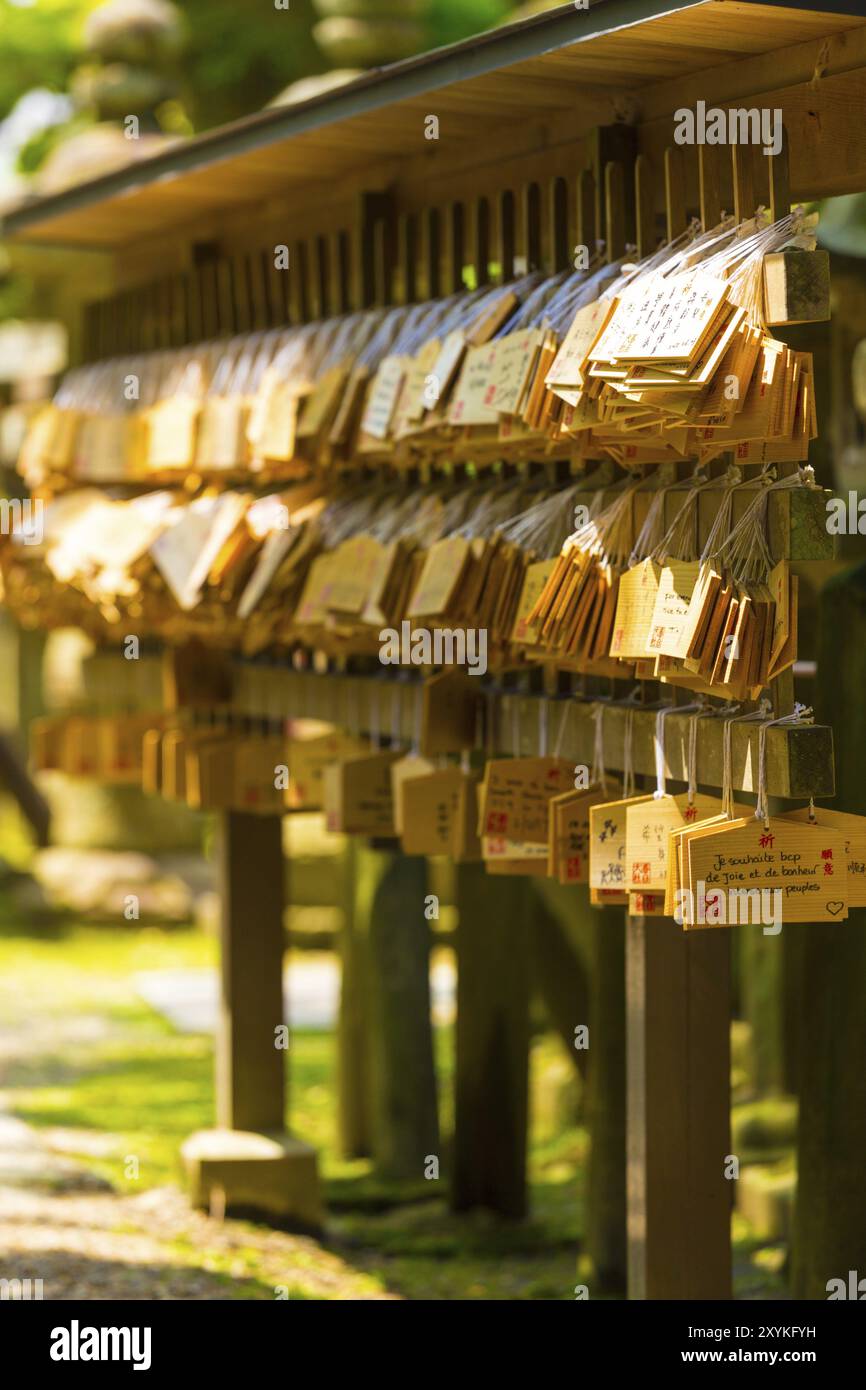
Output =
[{"x1": 826, "y1": 901, "x2": 845, "y2": 916}]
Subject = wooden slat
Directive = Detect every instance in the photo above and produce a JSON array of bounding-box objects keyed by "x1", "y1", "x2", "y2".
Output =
[
  {"x1": 397, "y1": 213, "x2": 418, "y2": 304},
  {"x1": 521, "y1": 181, "x2": 542, "y2": 273},
  {"x1": 470, "y1": 196, "x2": 491, "y2": 287},
  {"x1": 495, "y1": 188, "x2": 516, "y2": 282},
  {"x1": 731, "y1": 142, "x2": 757, "y2": 223},
  {"x1": 311, "y1": 235, "x2": 328, "y2": 320},
  {"x1": 422, "y1": 205, "x2": 441, "y2": 300},
  {"x1": 291, "y1": 239, "x2": 309, "y2": 321},
  {"x1": 334, "y1": 229, "x2": 352, "y2": 314},
  {"x1": 769, "y1": 123, "x2": 792, "y2": 221},
  {"x1": 699, "y1": 144, "x2": 724, "y2": 228},
  {"x1": 634, "y1": 153, "x2": 656, "y2": 259},
  {"x1": 664, "y1": 145, "x2": 688, "y2": 239},
  {"x1": 550, "y1": 175, "x2": 570, "y2": 272},
  {"x1": 445, "y1": 200, "x2": 465, "y2": 293},
  {"x1": 605, "y1": 161, "x2": 626, "y2": 262},
  {"x1": 577, "y1": 167, "x2": 596, "y2": 252}
]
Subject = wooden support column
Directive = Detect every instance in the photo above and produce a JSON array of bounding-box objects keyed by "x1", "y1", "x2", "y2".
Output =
[
  {"x1": 357, "y1": 843, "x2": 439, "y2": 1181},
  {"x1": 534, "y1": 878, "x2": 626, "y2": 1293},
  {"x1": 182, "y1": 809, "x2": 321, "y2": 1228},
  {"x1": 216, "y1": 811, "x2": 285, "y2": 1131},
  {"x1": 627, "y1": 917, "x2": 732, "y2": 1299},
  {"x1": 587, "y1": 904, "x2": 627, "y2": 1295},
  {"x1": 337, "y1": 838, "x2": 372, "y2": 1159},
  {"x1": 794, "y1": 565, "x2": 866, "y2": 1296},
  {"x1": 452, "y1": 862, "x2": 530, "y2": 1218}
]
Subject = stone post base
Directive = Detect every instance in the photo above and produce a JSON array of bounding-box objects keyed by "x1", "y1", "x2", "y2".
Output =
[{"x1": 182, "y1": 1128, "x2": 322, "y2": 1231}]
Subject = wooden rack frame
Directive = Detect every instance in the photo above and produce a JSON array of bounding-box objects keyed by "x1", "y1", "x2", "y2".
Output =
[
  {"x1": 75, "y1": 123, "x2": 799, "y2": 364},
  {"x1": 229, "y1": 666, "x2": 835, "y2": 801},
  {"x1": 7, "y1": 0, "x2": 866, "y2": 1301}
]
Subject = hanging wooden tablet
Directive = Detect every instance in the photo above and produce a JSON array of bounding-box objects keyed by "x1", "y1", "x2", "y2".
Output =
[
  {"x1": 782, "y1": 806, "x2": 866, "y2": 907},
  {"x1": 323, "y1": 750, "x2": 400, "y2": 835},
  {"x1": 625, "y1": 792, "x2": 721, "y2": 892},
  {"x1": 589, "y1": 793, "x2": 654, "y2": 891},
  {"x1": 686, "y1": 815, "x2": 849, "y2": 927},
  {"x1": 478, "y1": 756, "x2": 574, "y2": 845}
]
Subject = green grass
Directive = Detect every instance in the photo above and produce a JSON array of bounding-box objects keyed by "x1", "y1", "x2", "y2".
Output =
[
  {"x1": 0, "y1": 899, "x2": 589, "y2": 1299},
  {"x1": 0, "y1": 888, "x2": 787, "y2": 1299}
]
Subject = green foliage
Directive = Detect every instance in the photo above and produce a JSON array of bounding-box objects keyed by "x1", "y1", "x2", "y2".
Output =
[
  {"x1": 427, "y1": 0, "x2": 514, "y2": 50},
  {"x1": 0, "y1": 0, "x2": 95, "y2": 120},
  {"x1": 0, "y1": 0, "x2": 517, "y2": 139},
  {"x1": 16, "y1": 111, "x2": 92, "y2": 175},
  {"x1": 172, "y1": 0, "x2": 325, "y2": 129}
]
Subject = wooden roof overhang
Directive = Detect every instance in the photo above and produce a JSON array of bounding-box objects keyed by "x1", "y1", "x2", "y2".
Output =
[{"x1": 3, "y1": 0, "x2": 866, "y2": 356}]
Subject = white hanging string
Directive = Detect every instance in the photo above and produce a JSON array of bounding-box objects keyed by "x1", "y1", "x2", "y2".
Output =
[
  {"x1": 653, "y1": 704, "x2": 678, "y2": 798},
  {"x1": 721, "y1": 702, "x2": 771, "y2": 818},
  {"x1": 623, "y1": 707, "x2": 635, "y2": 799},
  {"x1": 686, "y1": 702, "x2": 711, "y2": 805},
  {"x1": 653, "y1": 701, "x2": 704, "y2": 799},
  {"x1": 552, "y1": 699, "x2": 571, "y2": 760},
  {"x1": 538, "y1": 698, "x2": 549, "y2": 757},
  {"x1": 755, "y1": 703, "x2": 814, "y2": 828},
  {"x1": 591, "y1": 703, "x2": 608, "y2": 792}
]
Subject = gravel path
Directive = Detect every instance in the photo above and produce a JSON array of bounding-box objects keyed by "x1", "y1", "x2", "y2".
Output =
[
  {"x1": 0, "y1": 1021, "x2": 394, "y2": 1301},
  {"x1": 0, "y1": 1177, "x2": 394, "y2": 1299}
]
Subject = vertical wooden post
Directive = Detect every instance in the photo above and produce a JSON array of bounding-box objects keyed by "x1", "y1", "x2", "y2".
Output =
[
  {"x1": 470, "y1": 196, "x2": 491, "y2": 286},
  {"x1": 768, "y1": 125, "x2": 790, "y2": 223},
  {"x1": 699, "y1": 145, "x2": 724, "y2": 228},
  {"x1": 357, "y1": 843, "x2": 439, "y2": 1181},
  {"x1": 605, "y1": 163, "x2": 627, "y2": 262},
  {"x1": 421, "y1": 206, "x2": 441, "y2": 300},
  {"x1": 520, "y1": 181, "x2": 542, "y2": 272},
  {"x1": 634, "y1": 155, "x2": 657, "y2": 260},
  {"x1": 445, "y1": 201, "x2": 465, "y2": 292},
  {"x1": 591, "y1": 125, "x2": 636, "y2": 252},
  {"x1": 627, "y1": 917, "x2": 732, "y2": 1299},
  {"x1": 664, "y1": 147, "x2": 687, "y2": 242},
  {"x1": 576, "y1": 168, "x2": 596, "y2": 255},
  {"x1": 494, "y1": 189, "x2": 516, "y2": 282},
  {"x1": 550, "y1": 176, "x2": 570, "y2": 272},
  {"x1": 452, "y1": 862, "x2": 530, "y2": 1217},
  {"x1": 794, "y1": 565, "x2": 866, "y2": 1296},
  {"x1": 732, "y1": 144, "x2": 757, "y2": 225},
  {"x1": 587, "y1": 904, "x2": 627, "y2": 1294},
  {"x1": 183, "y1": 808, "x2": 321, "y2": 1227},
  {"x1": 337, "y1": 838, "x2": 372, "y2": 1159},
  {"x1": 216, "y1": 811, "x2": 286, "y2": 1132}
]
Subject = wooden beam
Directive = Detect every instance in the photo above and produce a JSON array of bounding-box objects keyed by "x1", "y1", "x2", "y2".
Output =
[
  {"x1": 452, "y1": 861, "x2": 530, "y2": 1217},
  {"x1": 627, "y1": 917, "x2": 732, "y2": 1299},
  {"x1": 216, "y1": 810, "x2": 286, "y2": 1132}
]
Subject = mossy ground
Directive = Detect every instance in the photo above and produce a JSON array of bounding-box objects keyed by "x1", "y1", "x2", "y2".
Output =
[
  {"x1": 0, "y1": 885, "x2": 787, "y2": 1299},
  {"x1": 0, "y1": 898, "x2": 586, "y2": 1299}
]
